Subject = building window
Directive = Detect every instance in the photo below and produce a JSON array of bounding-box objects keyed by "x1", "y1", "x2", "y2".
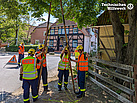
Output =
[
  {"x1": 91, "y1": 42, "x2": 93, "y2": 47},
  {"x1": 43, "y1": 31, "x2": 46, "y2": 36},
  {"x1": 58, "y1": 29, "x2": 61, "y2": 34},
  {"x1": 66, "y1": 28, "x2": 69, "y2": 34},
  {"x1": 35, "y1": 40, "x2": 39, "y2": 45},
  {"x1": 73, "y1": 28, "x2": 78, "y2": 33},
  {"x1": 62, "y1": 28, "x2": 69, "y2": 34},
  {"x1": 62, "y1": 29, "x2": 65, "y2": 34},
  {"x1": 73, "y1": 40, "x2": 78, "y2": 47},
  {"x1": 50, "y1": 29, "x2": 54, "y2": 35},
  {"x1": 49, "y1": 40, "x2": 54, "y2": 47}
]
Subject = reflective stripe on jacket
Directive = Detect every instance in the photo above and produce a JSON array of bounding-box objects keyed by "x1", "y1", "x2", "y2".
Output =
[
  {"x1": 22, "y1": 56, "x2": 38, "y2": 80},
  {"x1": 77, "y1": 53, "x2": 88, "y2": 71},
  {"x1": 58, "y1": 54, "x2": 69, "y2": 70},
  {"x1": 36, "y1": 51, "x2": 46, "y2": 69},
  {"x1": 75, "y1": 50, "x2": 80, "y2": 59},
  {"x1": 18, "y1": 46, "x2": 24, "y2": 54}
]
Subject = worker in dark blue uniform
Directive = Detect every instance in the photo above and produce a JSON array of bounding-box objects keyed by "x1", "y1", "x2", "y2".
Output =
[
  {"x1": 58, "y1": 47, "x2": 70, "y2": 91},
  {"x1": 35, "y1": 44, "x2": 49, "y2": 91},
  {"x1": 71, "y1": 45, "x2": 89, "y2": 98},
  {"x1": 20, "y1": 48, "x2": 38, "y2": 103}
]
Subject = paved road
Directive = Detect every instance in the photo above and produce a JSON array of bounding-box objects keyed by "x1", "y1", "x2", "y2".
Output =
[
  {"x1": 0, "y1": 52, "x2": 75, "y2": 101},
  {"x1": 0, "y1": 53, "x2": 60, "y2": 101}
]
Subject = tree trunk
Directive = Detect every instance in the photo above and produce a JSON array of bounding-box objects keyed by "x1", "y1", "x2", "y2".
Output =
[
  {"x1": 126, "y1": 4, "x2": 137, "y2": 65},
  {"x1": 15, "y1": 28, "x2": 18, "y2": 45},
  {"x1": 109, "y1": 10, "x2": 125, "y2": 63},
  {"x1": 27, "y1": 25, "x2": 31, "y2": 44}
]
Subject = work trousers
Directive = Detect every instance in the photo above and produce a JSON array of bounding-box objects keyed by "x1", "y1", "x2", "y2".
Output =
[
  {"x1": 37, "y1": 67, "x2": 48, "y2": 90},
  {"x1": 58, "y1": 70, "x2": 69, "y2": 89},
  {"x1": 22, "y1": 79, "x2": 38, "y2": 103},
  {"x1": 18, "y1": 54, "x2": 24, "y2": 66},
  {"x1": 78, "y1": 70, "x2": 86, "y2": 95}
]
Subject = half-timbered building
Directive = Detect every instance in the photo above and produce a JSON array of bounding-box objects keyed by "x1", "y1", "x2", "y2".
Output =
[{"x1": 48, "y1": 20, "x2": 90, "y2": 52}]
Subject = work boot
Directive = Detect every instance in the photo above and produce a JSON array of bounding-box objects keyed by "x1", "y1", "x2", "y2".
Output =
[
  {"x1": 64, "y1": 87, "x2": 68, "y2": 90},
  {"x1": 77, "y1": 94, "x2": 85, "y2": 98},
  {"x1": 58, "y1": 88, "x2": 61, "y2": 91},
  {"x1": 75, "y1": 91, "x2": 80, "y2": 94},
  {"x1": 33, "y1": 98, "x2": 38, "y2": 102}
]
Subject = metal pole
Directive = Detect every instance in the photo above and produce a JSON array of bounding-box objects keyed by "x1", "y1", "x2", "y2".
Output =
[
  {"x1": 38, "y1": 2, "x2": 51, "y2": 92},
  {"x1": 60, "y1": 0, "x2": 75, "y2": 93}
]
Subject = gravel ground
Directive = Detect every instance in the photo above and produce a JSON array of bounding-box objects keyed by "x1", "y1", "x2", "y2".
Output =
[{"x1": 3, "y1": 75, "x2": 121, "y2": 103}]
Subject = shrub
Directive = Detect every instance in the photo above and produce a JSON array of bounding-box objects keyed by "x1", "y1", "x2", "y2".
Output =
[{"x1": 6, "y1": 45, "x2": 38, "y2": 52}]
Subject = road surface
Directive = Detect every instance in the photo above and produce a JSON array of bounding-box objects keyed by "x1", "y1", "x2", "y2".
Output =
[{"x1": 0, "y1": 52, "x2": 62, "y2": 101}]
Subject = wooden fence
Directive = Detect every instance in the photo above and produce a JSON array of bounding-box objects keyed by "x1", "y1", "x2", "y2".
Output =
[{"x1": 88, "y1": 57, "x2": 137, "y2": 103}]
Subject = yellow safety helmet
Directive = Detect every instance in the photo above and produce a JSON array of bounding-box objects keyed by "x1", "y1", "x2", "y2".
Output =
[
  {"x1": 76, "y1": 45, "x2": 83, "y2": 50},
  {"x1": 21, "y1": 42, "x2": 24, "y2": 45},
  {"x1": 39, "y1": 44, "x2": 44, "y2": 49},
  {"x1": 28, "y1": 48, "x2": 35, "y2": 54}
]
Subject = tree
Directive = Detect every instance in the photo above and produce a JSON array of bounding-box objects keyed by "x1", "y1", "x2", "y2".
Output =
[
  {"x1": 18, "y1": 0, "x2": 137, "y2": 64},
  {"x1": 0, "y1": 0, "x2": 30, "y2": 45},
  {"x1": 99, "y1": 0, "x2": 137, "y2": 65},
  {"x1": 21, "y1": 0, "x2": 100, "y2": 28},
  {"x1": 0, "y1": 12, "x2": 16, "y2": 43}
]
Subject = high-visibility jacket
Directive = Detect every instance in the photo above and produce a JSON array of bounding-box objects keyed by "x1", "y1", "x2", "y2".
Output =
[
  {"x1": 77, "y1": 53, "x2": 88, "y2": 71},
  {"x1": 36, "y1": 51, "x2": 46, "y2": 69},
  {"x1": 22, "y1": 56, "x2": 38, "y2": 80},
  {"x1": 18, "y1": 46, "x2": 24, "y2": 54},
  {"x1": 75, "y1": 50, "x2": 80, "y2": 59},
  {"x1": 58, "y1": 54, "x2": 69, "y2": 70}
]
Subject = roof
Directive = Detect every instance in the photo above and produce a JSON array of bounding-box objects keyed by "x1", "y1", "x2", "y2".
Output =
[
  {"x1": 95, "y1": 10, "x2": 128, "y2": 26},
  {"x1": 30, "y1": 22, "x2": 53, "y2": 35},
  {"x1": 37, "y1": 22, "x2": 53, "y2": 28},
  {"x1": 51, "y1": 20, "x2": 76, "y2": 27}
]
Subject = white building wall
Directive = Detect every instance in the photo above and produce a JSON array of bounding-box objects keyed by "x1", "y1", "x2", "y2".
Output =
[
  {"x1": 83, "y1": 28, "x2": 98, "y2": 53},
  {"x1": 84, "y1": 36, "x2": 90, "y2": 53},
  {"x1": 90, "y1": 30, "x2": 97, "y2": 52}
]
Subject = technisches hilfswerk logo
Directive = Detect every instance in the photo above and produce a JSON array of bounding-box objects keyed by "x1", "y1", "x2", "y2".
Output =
[{"x1": 101, "y1": 3, "x2": 134, "y2": 10}]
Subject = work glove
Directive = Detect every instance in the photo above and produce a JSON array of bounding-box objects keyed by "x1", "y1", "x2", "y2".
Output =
[{"x1": 19, "y1": 74, "x2": 23, "y2": 81}]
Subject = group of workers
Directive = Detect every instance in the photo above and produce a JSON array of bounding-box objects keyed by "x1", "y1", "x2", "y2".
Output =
[{"x1": 18, "y1": 42, "x2": 89, "y2": 103}]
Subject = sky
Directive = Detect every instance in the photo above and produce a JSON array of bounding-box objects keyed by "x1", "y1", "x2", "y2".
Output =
[{"x1": 30, "y1": 13, "x2": 58, "y2": 26}]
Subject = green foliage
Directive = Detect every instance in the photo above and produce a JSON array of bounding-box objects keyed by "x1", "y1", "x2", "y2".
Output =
[
  {"x1": 20, "y1": 0, "x2": 102, "y2": 29},
  {"x1": 89, "y1": 66, "x2": 94, "y2": 71},
  {"x1": 72, "y1": 68, "x2": 77, "y2": 76},
  {"x1": 6, "y1": 45, "x2": 19, "y2": 52},
  {"x1": 90, "y1": 51, "x2": 97, "y2": 57},
  {"x1": 122, "y1": 43, "x2": 128, "y2": 47},
  {"x1": 6, "y1": 45, "x2": 38, "y2": 52},
  {"x1": 124, "y1": 30, "x2": 129, "y2": 35},
  {"x1": 0, "y1": 0, "x2": 33, "y2": 45},
  {"x1": 116, "y1": 89, "x2": 122, "y2": 94}
]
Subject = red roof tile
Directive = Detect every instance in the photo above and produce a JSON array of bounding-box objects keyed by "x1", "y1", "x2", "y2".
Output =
[{"x1": 51, "y1": 20, "x2": 76, "y2": 27}]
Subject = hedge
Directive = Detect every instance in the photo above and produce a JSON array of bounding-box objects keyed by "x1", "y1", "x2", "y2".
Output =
[{"x1": 6, "y1": 45, "x2": 38, "y2": 52}]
